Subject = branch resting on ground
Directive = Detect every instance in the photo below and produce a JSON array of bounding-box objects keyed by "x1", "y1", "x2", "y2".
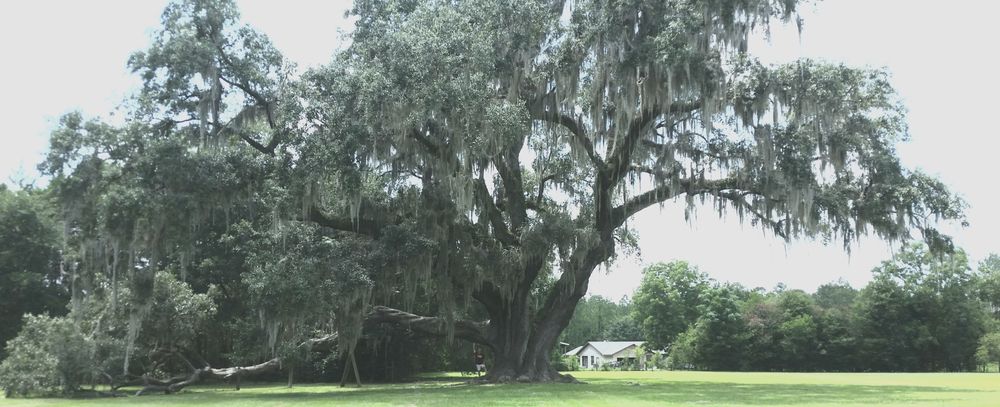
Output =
[{"x1": 135, "y1": 333, "x2": 338, "y2": 396}]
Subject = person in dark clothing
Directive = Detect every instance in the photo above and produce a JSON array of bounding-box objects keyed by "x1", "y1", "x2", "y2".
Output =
[{"x1": 474, "y1": 350, "x2": 486, "y2": 376}]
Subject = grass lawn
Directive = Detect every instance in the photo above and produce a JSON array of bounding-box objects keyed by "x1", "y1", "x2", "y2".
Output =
[{"x1": 3, "y1": 371, "x2": 1000, "y2": 406}]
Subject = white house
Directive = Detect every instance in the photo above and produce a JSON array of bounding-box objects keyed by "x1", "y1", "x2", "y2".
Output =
[{"x1": 563, "y1": 341, "x2": 646, "y2": 369}]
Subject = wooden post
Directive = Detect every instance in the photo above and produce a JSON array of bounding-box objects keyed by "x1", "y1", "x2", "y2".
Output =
[
  {"x1": 340, "y1": 357, "x2": 350, "y2": 387},
  {"x1": 350, "y1": 350, "x2": 362, "y2": 387},
  {"x1": 339, "y1": 349, "x2": 362, "y2": 387}
]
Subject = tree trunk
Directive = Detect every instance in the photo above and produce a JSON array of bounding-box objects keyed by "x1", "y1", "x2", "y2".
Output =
[
  {"x1": 370, "y1": 302, "x2": 576, "y2": 382},
  {"x1": 369, "y1": 247, "x2": 608, "y2": 383},
  {"x1": 482, "y1": 299, "x2": 581, "y2": 383}
]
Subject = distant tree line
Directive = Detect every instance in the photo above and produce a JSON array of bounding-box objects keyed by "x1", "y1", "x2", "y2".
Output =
[{"x1": 561, "y1": 247, "x2": 1000, "y2": 372}]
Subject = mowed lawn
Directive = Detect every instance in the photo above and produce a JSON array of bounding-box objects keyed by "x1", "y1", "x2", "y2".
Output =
[{"x1": 3, "y1": 371, "x2": 1000, "y2": 407}]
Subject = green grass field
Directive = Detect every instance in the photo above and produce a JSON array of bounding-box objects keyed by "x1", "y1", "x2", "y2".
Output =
[{"x1": 3, "y1": 371, "x2": 1000, "y2": 406}]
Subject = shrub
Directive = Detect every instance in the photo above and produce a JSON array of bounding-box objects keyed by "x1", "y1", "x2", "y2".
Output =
[
  {"x1": 559, "y1": 356, "x2": 580, "y2": 371},
  {"x1": 666, "y1": 326, "x2": 698, "y2": 370},
  {"x1": 0, "y1": 314, "x2": 95, "y2": 396},
  {"x1": 648, "y1": 351, "x2": 666, "y2": 370}
]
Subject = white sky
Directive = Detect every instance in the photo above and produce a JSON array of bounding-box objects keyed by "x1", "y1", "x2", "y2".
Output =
[{"x1": 1, "y1": 0, "x2": 997, "y2": 300}]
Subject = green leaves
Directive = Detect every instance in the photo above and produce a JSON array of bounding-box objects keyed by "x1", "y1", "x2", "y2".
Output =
[
  {"x1": 129, "y1": 0, "x2": 292, "y2": 153},
  {"x1": 632, "y1": 261, "x2": 710, "y2": 350},
  {"x1": 856, "y1": 243, "x2": 987, "y2": 371},
  {"x1": 0, "y1": 315, "x2": 92, "y2": 396},
  {"x1": 976, "y1": 332, "x2": 1000, "y2": 371},
  {"x1": 18, "y1": 0, "x2": 972, "y2": 381},
  {"x1": 0, "y1": 188, "x2": 65, "y2": 361}
]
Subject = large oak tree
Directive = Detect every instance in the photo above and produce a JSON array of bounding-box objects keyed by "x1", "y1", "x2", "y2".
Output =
[{"x1": 36, "y1": 0, "x2": 964, "y2": 385}]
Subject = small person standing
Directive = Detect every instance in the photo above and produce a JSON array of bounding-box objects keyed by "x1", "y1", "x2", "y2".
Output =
[{"x1": 474, "y1": 350, "x2": 486, "y2": 376}]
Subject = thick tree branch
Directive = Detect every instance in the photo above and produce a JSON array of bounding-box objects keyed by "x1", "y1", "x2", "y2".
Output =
[
  {"x1": 216, "y1": 75, "x2": 283, "y2": 155},
  {"x1": 610, "y1": 177, "x2": 740, "y2": 228},
  {"x1": 135, "y1": 360, "x2": 279, "y2": 395},
  {"x1": 611, "y1": 184, "x2": 682, "y2": 229},
  {"x1": 536, "y1": 173, "x2": 557, "y2": 205},
  {"x1": 609, "y1": 175, "x2": 789, "y2": 240},
  {"x1": 231, "y1": 126, "x2": 279, "y2": 156},
  {"x1": 408, "y1": 125, "x2": 449, "y2": 158},
  {"x1": 526, "y1": 241, "x2": 613, "y2": 368},
  {"x1": 528, "y1": 94, "x2": 604, "y2": 169},
  {"x1": 469, "y1": 281, "x2": 505, "y2": 319},
  {"x1": 495, "y1": 145, "x2": 529, "y2": 234},
  {"x1": 306, "y1": 206, "x2": 386, "y2": 238},
  {"x1": 368, "y1": 306, "x2": 491, "y2": 347},
  {"x1": 607, "y1": 101, "x2": 701, "y2": 185},
  {"x1": 628, "y1": 163, "x2": 676, "y2": 179},
  {"x1": 474, "y1": 177, "x2": 517, "y2": 247},
  {"x1": 135, "y1": 334, "x2": 338, "y2": 396},
  {"x1": 213, "y1": 44, "x2": 276, "y2": 127},
  {"x1": 712, "y1": 190, "x2": 789, "y2": 240}
]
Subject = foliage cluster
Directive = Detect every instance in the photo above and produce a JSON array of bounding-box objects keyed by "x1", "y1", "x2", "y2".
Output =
[
  {"x1": 0, "y1": 187, "x2": 66, "y2": 359},
  {"x1": 0, "y1": 272, "x2": 215, "y2": 396}
]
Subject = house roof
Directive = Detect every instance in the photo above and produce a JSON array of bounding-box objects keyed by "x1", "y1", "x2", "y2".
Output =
[{"x1": 564, "y1": 341, "x2": 644, "y2": 356}]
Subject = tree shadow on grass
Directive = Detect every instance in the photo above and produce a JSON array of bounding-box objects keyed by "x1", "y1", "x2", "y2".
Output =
[{"x1": 132, "y1": 378, "x2": 978, "y2": 406}]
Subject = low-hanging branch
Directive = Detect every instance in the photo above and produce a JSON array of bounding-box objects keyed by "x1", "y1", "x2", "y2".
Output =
[
  {"x1": 306, "y1": 205, "x2": 389, "y2": 239},
  {"x1": 368, "y1": 305, "x2": 491, "y2": 346},
  {"x1": 135, "y1": 359, "x2": 281, "y2": 395}
]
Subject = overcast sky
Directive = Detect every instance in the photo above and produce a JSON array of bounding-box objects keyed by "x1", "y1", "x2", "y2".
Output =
[{"x1": 1, "y1": 1, "x2": 997, "y2": 300}]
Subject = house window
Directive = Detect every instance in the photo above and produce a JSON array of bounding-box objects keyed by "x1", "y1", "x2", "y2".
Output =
[{"x1": 581, "y1": 356, "x2": 587, "y2": 368}]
